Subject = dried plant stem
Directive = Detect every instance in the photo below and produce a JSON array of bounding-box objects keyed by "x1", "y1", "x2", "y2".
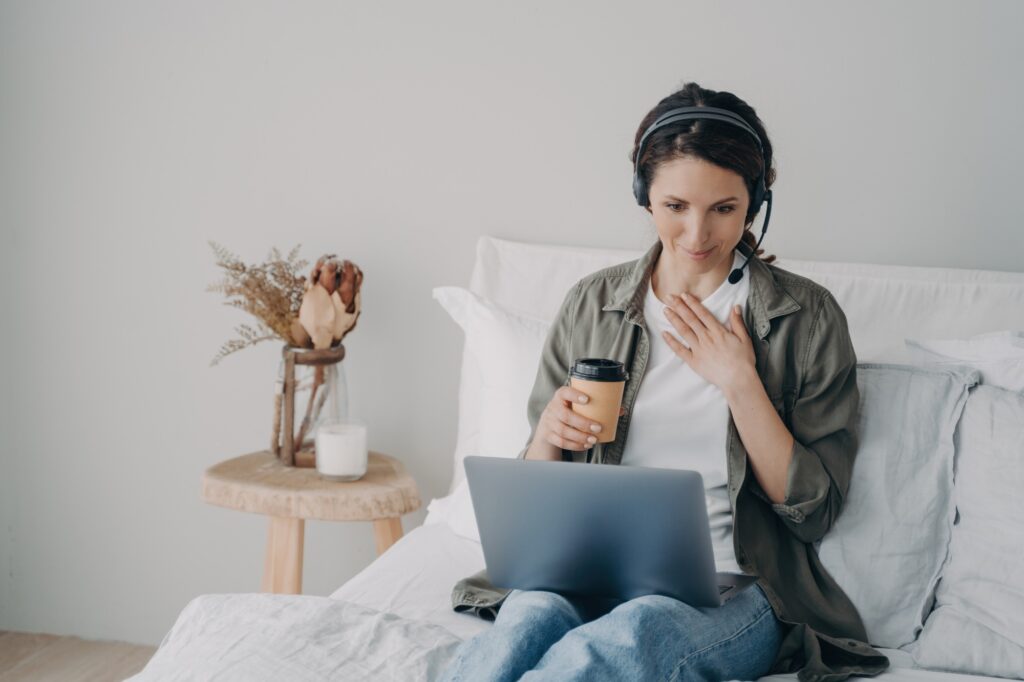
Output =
[
  {"x1": 293, "y1": 365, "x2": 325, "y2": 452},
  {"x1": 282, "y1": 353, "x2": 296, "y2": 466},
  {"x1": 271, "y1": 381, "x2": 283, "y2": 455},
  {"x1": 308, "y1": 378, "x2": 330, "y2": 442}
]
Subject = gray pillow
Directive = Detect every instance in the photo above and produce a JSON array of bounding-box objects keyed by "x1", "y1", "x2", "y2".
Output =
[
  {"x1": 815, "y1": 362, "x2": 980, "y2": 648},
  {"x1": 902, "y1": 384, "x2": 1024, "y2": 678}
]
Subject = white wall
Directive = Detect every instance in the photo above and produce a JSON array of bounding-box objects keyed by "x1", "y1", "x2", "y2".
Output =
[{"x1": 1, "y1": 0, "x2": 1021, "y2": 645}]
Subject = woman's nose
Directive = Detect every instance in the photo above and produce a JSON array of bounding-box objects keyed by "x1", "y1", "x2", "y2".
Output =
[{"x1": 679, "y1": 226, "x2": 712, "y2": 249}]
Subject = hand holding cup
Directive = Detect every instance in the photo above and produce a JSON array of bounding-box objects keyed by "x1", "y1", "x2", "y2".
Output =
[{"x1": 538, "y1": 386, "x2": 627, "y2": 452}]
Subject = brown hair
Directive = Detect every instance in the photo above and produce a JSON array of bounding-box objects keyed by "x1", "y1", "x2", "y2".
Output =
[{"x1": 631, "y1": 81, "x2": 777, "y2": 264}]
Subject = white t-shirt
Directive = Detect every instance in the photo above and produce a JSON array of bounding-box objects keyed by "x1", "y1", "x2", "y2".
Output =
[{"x1": 619, "y1": 247, "x2": 753, "y2": 576}]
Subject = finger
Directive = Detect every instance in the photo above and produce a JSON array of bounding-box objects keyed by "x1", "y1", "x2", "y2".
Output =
[
  {"x1": 559, "y1": 420, "x2": 599, "y2": 447},
  {"x1": 560, "y1": 404, "x2": 604, "y2": 436},
  {"x1": 552, "y1": 421, "x2": 597, "y2": 450},
  {"x1": 663, "y1": 305, "x2": 700, "y2": 346},
  {"x1": 540, "y1": 409, "x2": 590, "y2": 450},
  {"x1": 547, "y1": 432, "x2": 590, "y2": 451},
  {"x1": 730, "y1": 305, "x2": 749, "y2": 338},
  {"x1": 557, "y1": 385, "x2": 591, "y2": 406},
  {"x1": 619, "y1": 406, "x2": 626, "y2": 416},
  {"x1": 666, "y1": 297, "x2": 708, "y2": 342},
  {"x1": 661, "y1": 329, "x2": 693, "y2": 364},
  {"x1": 678, "y1": 292, "x2": 725, "y2": 337},
  {"x1": 549, "y1": 432, "x2": 592, "y2": 451}
]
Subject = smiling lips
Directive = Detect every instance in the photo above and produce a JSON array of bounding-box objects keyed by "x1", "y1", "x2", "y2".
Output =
[{"x1": 681, "y1": 245, "x2": 714, "y2": 259}]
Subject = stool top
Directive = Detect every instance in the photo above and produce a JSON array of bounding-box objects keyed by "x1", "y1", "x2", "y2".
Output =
[{"x1": 201, "y1": 450, "x2": 421, "y2": 521}]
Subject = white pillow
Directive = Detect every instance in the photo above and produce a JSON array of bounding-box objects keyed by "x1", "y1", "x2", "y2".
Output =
[
  {"x1": 424, "y1": 477, "x2": 481, "y2": 543},
  {"x1": 468, "y1": 237, "x2": 639, "y2": 321},
  {"x1": 902, "y1": 385, "x2": 1024, "y2": 678},
  {"x1": 905, "y1": 330, "x2": 1024, "y2": 392},
  {"x1": 426, "y1": 287, "x2": 551, "y2": 526},
  {"x1": 815, "y1": 362, "x2": 980, "y2": 649}
]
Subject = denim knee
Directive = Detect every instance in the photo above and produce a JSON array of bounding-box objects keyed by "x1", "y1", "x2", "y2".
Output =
[
  {"x1": 601, "y1": 594, "x2": 697, "y2": 643},
  {"x1": 497, "y1": 590, "x2": 585, "y2": 632},
  {"x1": 613, "y1": 594, "x2": 690, "y2": 624}
]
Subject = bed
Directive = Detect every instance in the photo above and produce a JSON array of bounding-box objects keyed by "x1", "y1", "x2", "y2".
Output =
[{"x1": 130, "y1": 236, "x2": 1024, "y2": 681}]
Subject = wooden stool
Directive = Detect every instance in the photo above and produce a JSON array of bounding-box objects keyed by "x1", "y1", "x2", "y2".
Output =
[{"x1": 201, "y1": 450, "x2": 421, "y2": 594}]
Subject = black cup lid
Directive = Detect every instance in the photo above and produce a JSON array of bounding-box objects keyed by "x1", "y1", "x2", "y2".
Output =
[{"x1": 570, "y1": 358, "x2": 629, "y2": 382}]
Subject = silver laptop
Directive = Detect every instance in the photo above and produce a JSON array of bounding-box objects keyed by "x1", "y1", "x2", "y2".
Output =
[{"x1": 463, "y1": 455, "x2": 759, "y2": 608}]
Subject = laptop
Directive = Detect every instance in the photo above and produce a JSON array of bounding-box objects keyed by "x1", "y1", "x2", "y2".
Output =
[{"x1": 463, "y1": 455, "x2": 759, "y2": 608}]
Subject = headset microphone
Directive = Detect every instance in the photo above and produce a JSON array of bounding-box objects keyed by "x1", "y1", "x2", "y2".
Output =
[
  {"x1": 632, "y1": 105, "x2": 773, "y2": 284},
  {"x1": 728, "y1": 187, "x2": 772, "y2": 283}
]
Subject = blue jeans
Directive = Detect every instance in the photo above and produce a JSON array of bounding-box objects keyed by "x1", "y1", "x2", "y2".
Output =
[{"x1": 437, "y1": 583, "x2": 786, "y2": 682}]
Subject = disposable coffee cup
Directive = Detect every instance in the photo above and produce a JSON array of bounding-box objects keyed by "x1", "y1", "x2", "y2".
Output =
[{"x1": 568, "y1": 358, "x2": 629, "y2": 444}]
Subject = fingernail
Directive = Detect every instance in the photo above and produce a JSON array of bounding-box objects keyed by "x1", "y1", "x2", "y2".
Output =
[
  {"x1": 587, "y1": 435, "x2": 597, "y2": 444},
  {"x1": 590, "y1": 424, "x2": 601, "y2": 433},
  {"x1": 578, "y1": 395, "x2": 588, "y2": 403}
]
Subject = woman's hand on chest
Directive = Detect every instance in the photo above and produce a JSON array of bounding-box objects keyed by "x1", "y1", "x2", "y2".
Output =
[{"x1": 659, "y1": 292, "x2": 757, "y2": 393}]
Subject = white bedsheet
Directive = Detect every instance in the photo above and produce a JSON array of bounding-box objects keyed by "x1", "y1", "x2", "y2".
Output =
[
  {"x1": 130, "y1": 522, "x2": 1006, "y2": 681},
  {"x1": 329, "y1": 521, "x2": 1007, "y2": 682},
  {"x1": 126, "y1": 593, "x2": 463, "y2": 681},
  {"x1": 330, "y1": 519, "x2": 493, "y2": 641}
]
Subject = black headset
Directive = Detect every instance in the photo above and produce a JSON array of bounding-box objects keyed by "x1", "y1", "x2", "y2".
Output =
[{"x1": 632, "y1": 105, "x2": 773, "y2": 284}]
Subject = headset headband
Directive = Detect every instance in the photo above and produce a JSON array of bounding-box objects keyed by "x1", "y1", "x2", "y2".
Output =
[{"x1": 632, "y1": 105, "x2": 767, "y2": 209}]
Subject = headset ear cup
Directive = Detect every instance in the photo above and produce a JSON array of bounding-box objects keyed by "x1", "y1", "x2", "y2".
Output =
[
  {"x1": 632, "y1": 174, "x2": 647, "y2": 206},
  {"x1": 750, "y1": 177, "x2": 765, "y2": 214}
]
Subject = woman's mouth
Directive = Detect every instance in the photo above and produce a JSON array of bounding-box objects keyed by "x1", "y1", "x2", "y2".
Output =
[{"x1": 680, "y1": 245, "x2": 714, "y2": 260}]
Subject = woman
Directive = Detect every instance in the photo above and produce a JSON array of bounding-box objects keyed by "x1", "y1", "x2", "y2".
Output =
[{"x1": 440, "y1": 82, "x2": 890, "y2": 682}]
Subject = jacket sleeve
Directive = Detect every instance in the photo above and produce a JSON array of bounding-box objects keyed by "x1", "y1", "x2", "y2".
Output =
[
  {"x1": 751, "y1": 291, "x2": 860, "y2": 544},
  {"x1": 515, "y1": 280, "x2": 583, "y2": 460}
]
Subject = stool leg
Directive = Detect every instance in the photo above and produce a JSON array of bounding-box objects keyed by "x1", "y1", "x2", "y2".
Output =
[
  {"x1": 261, "y1": 516, "x2": 304, "y2": 594},
  {"x1": 373, "y1": 517, "x2": 404, "y2": 555}
]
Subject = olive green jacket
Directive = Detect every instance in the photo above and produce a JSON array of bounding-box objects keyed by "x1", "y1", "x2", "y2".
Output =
[{"x1": 450, "y1": 238, "x2": 890, "y2": 682}]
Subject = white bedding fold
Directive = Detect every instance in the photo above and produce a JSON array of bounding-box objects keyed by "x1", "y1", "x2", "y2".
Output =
[{"x1": 126, "y1": 593, "x2": 462, "y2": 682}]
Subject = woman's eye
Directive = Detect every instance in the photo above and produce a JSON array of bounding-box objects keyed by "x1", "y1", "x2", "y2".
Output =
[{"x1": 665, "y1": 204, "x2": 736, "y2": 213}]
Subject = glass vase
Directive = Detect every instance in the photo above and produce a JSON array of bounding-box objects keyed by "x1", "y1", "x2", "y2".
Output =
[{"x1": 272, "y1": 344, "x2": 348, "y2": 467}]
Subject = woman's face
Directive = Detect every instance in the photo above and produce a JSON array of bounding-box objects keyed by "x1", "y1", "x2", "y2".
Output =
[{"x1": 645, "y1": 155, "x2": 749, "y2": 277}]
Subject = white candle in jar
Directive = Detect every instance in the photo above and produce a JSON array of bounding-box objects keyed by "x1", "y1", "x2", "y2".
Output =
[{"x1": 315, "y1": 418, "x2": 368, "y2": 481}]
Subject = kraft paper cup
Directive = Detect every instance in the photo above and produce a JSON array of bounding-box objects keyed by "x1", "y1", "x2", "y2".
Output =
[{"x1": 568, "y1": 358, "x2": 628, "y2": 444}]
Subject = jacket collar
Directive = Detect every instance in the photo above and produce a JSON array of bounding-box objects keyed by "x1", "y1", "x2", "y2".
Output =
[{"x1": 600, "y1": 237, "x2": 801, "y2": 340}]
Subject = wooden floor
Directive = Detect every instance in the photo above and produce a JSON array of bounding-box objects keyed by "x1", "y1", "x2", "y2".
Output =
[{"x1": 0, "y1": 631, "x2": 155, "y2": 682}]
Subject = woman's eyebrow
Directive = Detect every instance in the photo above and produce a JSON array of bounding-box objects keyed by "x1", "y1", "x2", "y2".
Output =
[{"x1": 664, "y1": 195, "x2": 739, "y2": 204}]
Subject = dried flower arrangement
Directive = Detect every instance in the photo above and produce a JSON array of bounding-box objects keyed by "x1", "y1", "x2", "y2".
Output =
[
  {"x1": 206, "y1": 241, "x2": 363, "y2": 364},
  {"x1": 207, "y1": 241, "x2": 364, "y2": 466}
]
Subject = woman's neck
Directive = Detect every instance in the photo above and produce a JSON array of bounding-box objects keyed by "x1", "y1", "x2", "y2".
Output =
[{"x1": 650, "y1": 247, "x2": 735, "y2": 305}]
